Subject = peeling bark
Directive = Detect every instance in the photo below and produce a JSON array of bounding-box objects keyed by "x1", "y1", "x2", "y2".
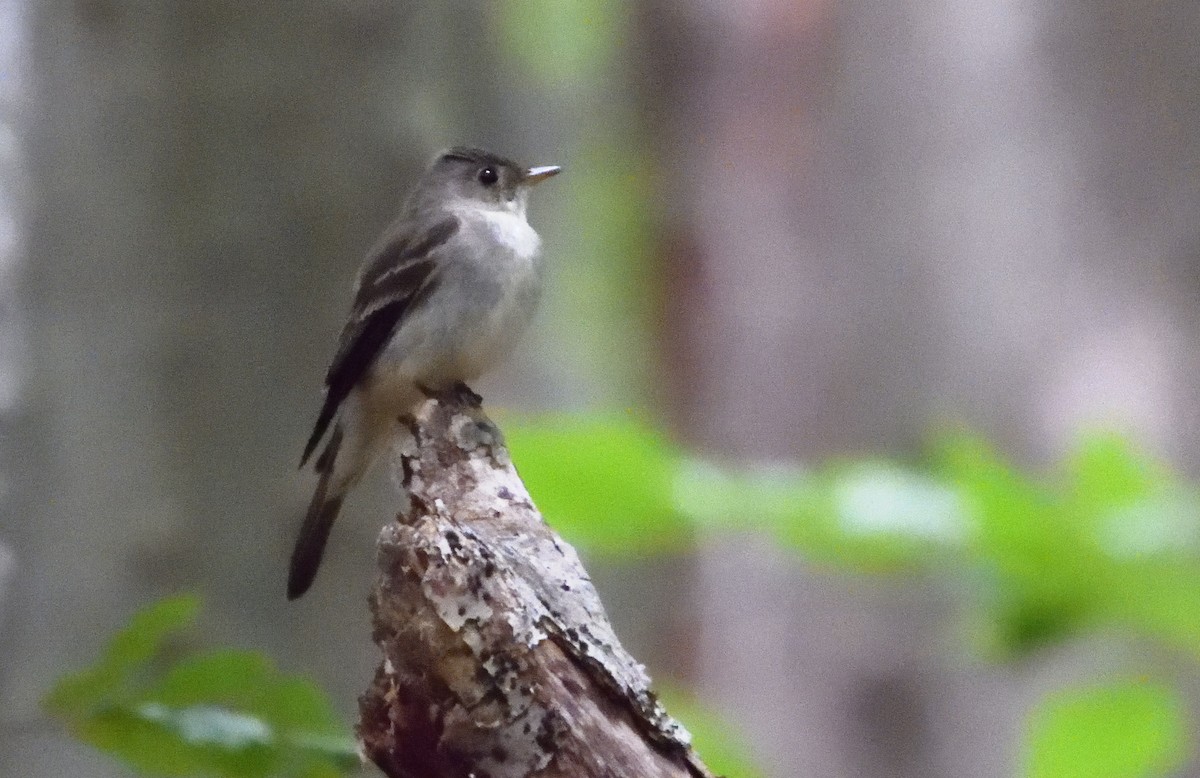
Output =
[{"x1": 357, "y1": 395, "x2": 714, "y2": 778}]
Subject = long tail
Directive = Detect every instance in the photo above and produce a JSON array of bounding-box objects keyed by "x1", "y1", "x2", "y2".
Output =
[{"x1": 288, "y1": 425, "x2": 345, "y2": 600}]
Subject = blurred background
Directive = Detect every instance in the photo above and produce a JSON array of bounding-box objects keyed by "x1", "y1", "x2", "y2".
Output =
[{"x1": 2, "y1": 1, "x2": 1200, "y2": 776}]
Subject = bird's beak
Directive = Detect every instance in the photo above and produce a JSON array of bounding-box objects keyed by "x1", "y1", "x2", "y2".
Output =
[{"x1": 524, "y1": 165, "x2": 562, "y2": 186}]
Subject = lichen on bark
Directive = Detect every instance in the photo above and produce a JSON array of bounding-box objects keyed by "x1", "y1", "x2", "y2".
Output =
[{"x1": 358, "y1": 395, "x2": 713, "y2": 778}]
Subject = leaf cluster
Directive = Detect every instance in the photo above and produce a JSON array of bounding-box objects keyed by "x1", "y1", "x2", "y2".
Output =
[
  {"x1": 507, "y1": 419, "x2": 1200, "y2": 776},
  {"x1": 45, "y1": 595, "x2": 357, "y2": 778}
]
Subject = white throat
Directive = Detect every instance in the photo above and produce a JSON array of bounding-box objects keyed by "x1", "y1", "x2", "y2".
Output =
[{"x1": 456, "y1": 199, "x2": 541, "y2": 260}]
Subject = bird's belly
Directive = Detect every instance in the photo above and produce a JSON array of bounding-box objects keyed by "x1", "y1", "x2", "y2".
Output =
[{"x1": 374, "y1": 250, "x2": 543, "y2": 389}]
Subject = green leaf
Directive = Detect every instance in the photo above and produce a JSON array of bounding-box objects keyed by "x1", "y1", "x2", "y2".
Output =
[
  {"x1": 934, "y1": 434, "x2": 1106, "y2": 656},
  {"x1": 44, "y1": 666, "x2": 122, "y2": 720},
  {"x1": 936, "y1": 434, "x2": 1062, "y2": 578},
  {"x1": 672, "y1": 459, "x2": 813, "y2": 534},
  {"x1": 1106, "y1": 561, "x2": 1200, "y2": 659},
  {"x1": 655, "y1": 687, "x2": 763, "y2": 778},
  {"x1": 46, "y1": 594, "x2": 200, "y2": 717},
  {"x1": 46, "y1": 595, "x2": 357, "y2": 777},
  {"x1": 256, "y1": 676, "x2": 349, "y2": 740},
  {"x1": 104, "y1": 594, "x2": 201, "y2": 672},
  {"x1": 1025, "y1": 680, "x2": 1187, "y2": 778},
  {"x1": 1067, "y1": 433, "x2": 1165, "y2": 515},
  {"x1": 152, "y1": 650, "x2": 273, "y2": 708},
  {"x1": 136, "y1": 703, "x2": 273, "y2": 750},
  {"x1": 675, "y1": 458, "x2": 965, "y2": 571},
  {"x1": 1096, "y1": 491, "x2": 1200, "y2": 560},
  {"x1": 79, "y1": 707, "x2": 210, "y2": 776},
  {"x1": 147, "y1": 649, "x2": 356, "y2": 770},
  {"x1": 504, "y1": 415, "x2": 691, "y2": 555}
]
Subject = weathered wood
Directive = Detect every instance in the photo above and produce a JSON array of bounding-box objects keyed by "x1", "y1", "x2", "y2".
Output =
[{"x1": 358, "y1": 395, "x2": 713, "y2": 778}]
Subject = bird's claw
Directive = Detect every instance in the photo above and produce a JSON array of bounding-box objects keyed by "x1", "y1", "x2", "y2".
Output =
[{"x1": 418, "y1": 381, "x2": 483, "y2": 409}]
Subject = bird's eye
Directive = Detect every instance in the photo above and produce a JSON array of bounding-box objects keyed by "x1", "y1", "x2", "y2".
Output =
[{"x1": 477, "y1": 167, "x2": 499, "y2": 186}]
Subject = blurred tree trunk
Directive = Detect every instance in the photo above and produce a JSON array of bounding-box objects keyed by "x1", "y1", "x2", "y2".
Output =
[
  {"x1": 0, "y1": 2, "x2": 448, "y2": 775},
  {"x1": 0, "y1": 0, "x2": 24, "y2": 655},
  {"x1": 642, "y1": 0, "x2": 1200, "y2": 776}
]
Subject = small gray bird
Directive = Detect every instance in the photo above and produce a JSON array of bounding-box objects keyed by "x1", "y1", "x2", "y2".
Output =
[{"x1": 289, "y1": 147, "x2": 560, "y2": 599}]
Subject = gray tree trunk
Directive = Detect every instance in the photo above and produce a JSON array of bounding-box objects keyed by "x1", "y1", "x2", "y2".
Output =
[
  {"x1": 1, "y1": 3, "x2": 434, "y2": 775},
  {"x1": 643, "y1": 0, "x2": 1200, "y2": 775}
]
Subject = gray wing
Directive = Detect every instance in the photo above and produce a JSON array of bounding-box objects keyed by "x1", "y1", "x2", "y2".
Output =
[{"x1": 300, "y1": 215, "x2": 459, "y2": 466}]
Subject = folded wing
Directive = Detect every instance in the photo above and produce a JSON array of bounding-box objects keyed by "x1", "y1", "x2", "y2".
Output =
[{"x1": 300, "y1": 215, "x2": 459, "y2": 467}]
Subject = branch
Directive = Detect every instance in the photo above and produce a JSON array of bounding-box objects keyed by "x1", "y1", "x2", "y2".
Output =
[{"x1": 357, "y1": 395, "x2": 714, "y2": 778}]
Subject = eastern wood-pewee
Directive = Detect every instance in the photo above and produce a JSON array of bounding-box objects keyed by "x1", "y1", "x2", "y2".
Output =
[{"x1": 288, "y1": 147, "x2": 560, "y2": 599}]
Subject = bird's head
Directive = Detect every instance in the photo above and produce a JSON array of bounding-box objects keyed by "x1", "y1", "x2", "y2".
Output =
[{"x1": 417, "y1": 147, "x2": 561, "y2": 216}]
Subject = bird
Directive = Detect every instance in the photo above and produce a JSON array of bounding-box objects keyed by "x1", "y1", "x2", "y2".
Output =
[{"x1": 288, "y1": 147, "x2": 561, "y2": 600}]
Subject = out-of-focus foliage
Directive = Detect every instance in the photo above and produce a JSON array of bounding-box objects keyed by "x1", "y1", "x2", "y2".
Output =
[
  {"x1": 45, "y1": 595, "x2": 356, "y2": 778},
  {"x1": 496, "y1": 0, "x2": 620, "y2": 85},
  {"x1": 937, "y1": 433, "x2": 1200, "y2": 661},
  {"x1": 513, "y1": 420, "x2": 1200, "y2": 659},
  {"x1": 504, "y1": 415, "x2": 690, "y2": 554},
  {"x1": 676, "y1": 457, "x2": 965, "y2": 570},
  {"x1": 51, "y1": 422, "x2": 1200, "y2": 777},
  {"x1": 494, "y1": 0, "x2": 658, "y2": 403},
  {"x1": 508, "y1": 417, "x2": 1200, "y2": 777},
  {"x1": 656, "y1": 686, "x2": 764, "y2": 778},
  {"x1": 1025, "y1": 681, "x2": 1187, "y2": 778},
  {"x1": 48, "y1": 591, "x2": 755, "y2": 778}
]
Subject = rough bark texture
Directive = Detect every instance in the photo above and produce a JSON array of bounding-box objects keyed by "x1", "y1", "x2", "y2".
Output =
[{"x1": 357, "y1": 395, "x2": 714, "y2": 778}]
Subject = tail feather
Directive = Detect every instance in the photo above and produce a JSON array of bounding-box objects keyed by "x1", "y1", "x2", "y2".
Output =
[
  {"x1": 299, "y1": 392, "x2": 339, "y2": 468},
  {"x1": 288, "y1": 426, "x2": 345, "y2": 600}
]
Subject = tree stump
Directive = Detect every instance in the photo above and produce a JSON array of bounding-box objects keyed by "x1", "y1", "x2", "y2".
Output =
[{"x1": 357, "y1": 396, "x2": 714, "y2": 778}]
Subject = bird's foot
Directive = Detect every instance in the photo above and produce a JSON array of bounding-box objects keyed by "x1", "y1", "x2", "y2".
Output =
[
  {"x1": 452, "y1": 381, "x2": 483, "y2": 407},
  {"x1": 417, "y1": 381, "x2": 483, "y2": 410}
]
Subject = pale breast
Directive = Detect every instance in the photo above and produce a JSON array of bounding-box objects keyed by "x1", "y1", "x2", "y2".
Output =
[
  {"x1": 457, "y1": 210, "x2": 545, "y2": 372},
  {"x1": 375, "y1": 207, "x2": 546, "y2": 387}
]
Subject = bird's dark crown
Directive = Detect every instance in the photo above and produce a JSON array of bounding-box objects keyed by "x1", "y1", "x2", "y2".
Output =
[{"x1": 440, "y1": 146, "x2": 520, "y2": 172}]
